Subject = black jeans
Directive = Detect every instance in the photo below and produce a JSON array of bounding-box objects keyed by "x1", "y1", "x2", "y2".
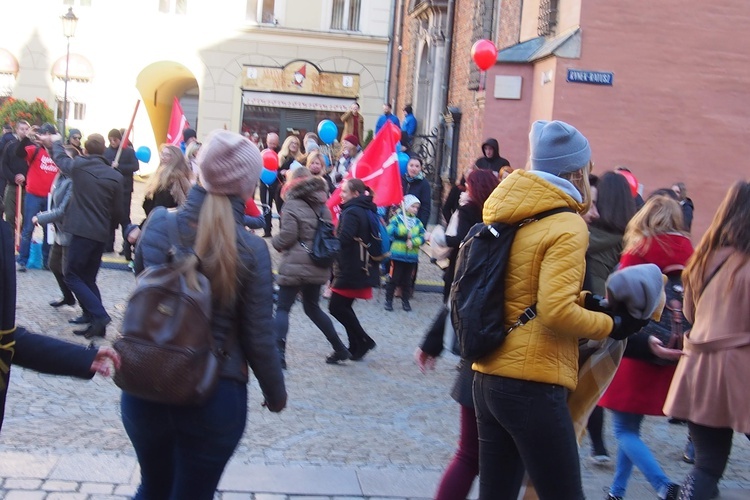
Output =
[
  {"x1": 259, "y1": 181, "x2": 278, "y2": 236},
  {"x1": 473, "y1": 373, "x2": 584, "y2": 500},
  {"x1": 385, "y1": 260, "x2": 416, "y2": 302},
  {"x1": 328, "y1": 292, "x2": 374, "y2": 353},
  {"x1": 64, "y1": 235, "x2": 108, "y2": 320},
  {"x1": 679, "y1": 422, "x2": 746, "y2": 499},
  {"x1": 275, "y1": 284, "x2": 347, "y2": 353}
]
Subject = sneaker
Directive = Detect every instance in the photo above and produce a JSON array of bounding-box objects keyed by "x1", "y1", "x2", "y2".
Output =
[
  {"x1": 663, "y1": 483, "x2": 680, "y2": 500},
  {"x1": 591, "y1": 454, "x2": 611, "y2": 464},
  {"x1": 606, "y1": 493, "x2": 623, "y2": 500},
  {"x1": 16, "y1": 262, "x2": 26, "y2": 273},
  {"x1": 683, "y1": 439, "x2": 695, "y2": 464},
  {"x1": 402, "y1": 299, "x2": 412, "y2": 312},
  {"x1": 384, "y1": 301, "x2": 393, "y2": 311}
]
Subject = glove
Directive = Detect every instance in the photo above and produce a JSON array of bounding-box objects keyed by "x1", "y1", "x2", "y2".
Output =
[
  {"x1": 609, "y1": 311, "x2": 650, "y2": 340},
  {"x1": 583, "y1": 292, "x2": 608, "y2": 313}
]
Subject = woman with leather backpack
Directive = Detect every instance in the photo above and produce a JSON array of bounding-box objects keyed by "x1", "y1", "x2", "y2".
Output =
[{"x1": 123, "y1": 130, "x2": 286, "y2": 499}]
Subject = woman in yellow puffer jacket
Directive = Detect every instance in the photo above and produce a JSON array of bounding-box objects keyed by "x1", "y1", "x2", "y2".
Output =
[{"x1": 472, "y1": 120, "x2": 648, "y2": 500}]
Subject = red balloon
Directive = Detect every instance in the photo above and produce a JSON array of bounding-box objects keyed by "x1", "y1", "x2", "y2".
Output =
[
  {"x1": 261, "y1": 149, "x2": 279, "y2": 172},
  {"x1": 471, "y1": 39, "x2": 497, "y2": 71}
]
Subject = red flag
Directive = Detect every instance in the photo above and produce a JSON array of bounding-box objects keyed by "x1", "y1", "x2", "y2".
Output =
[
  {"x1": 326, "y1": 121, "x2": 403, "y2": 223},
  {"x1": 166, "y1": 96, "x2": 189, "y2": 146}
]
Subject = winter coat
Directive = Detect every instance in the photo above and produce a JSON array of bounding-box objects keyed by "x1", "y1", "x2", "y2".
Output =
[
  {"x1": 681, "y1": 198, "x2": 694, "y2": 232},
  {"x1": 586, "y1": 226, "x2": 624, "y2": 296},
  {"x1": 402, "y1": 173, "x2": 431, "y2": 226},
  {"x1": 51, "y1": 141, "x2": 123, "y2": 243},
  {"x1": 1, "y1": 219, "x2": 97, "y2": 432},
  {"x1": 133, "y1": 186, "x2": 286, "y2": 410},
  {"x1": 332, "y1": 194, "x2": 380, "y2": 290},
  {"x1": 443, "y1": 201, "x2": 482, "y2": 298},
  {"x1": 340, "y1": 109, "x2": 364, "y2": 141},
  {"x1": 474, "y1": 138, "x2": 510, "y2": 173},
  {"x1": 386, "y1": 212, "x2": 425, "y2": 263},
  {"x1": 103, "y1": 145, "x2": 139, "y2": 193},
  {"x1": 34, "y1": 173, "x2": 73, "y2": 246},
  {"x1": 664, "y1": 247, "x2": 750, "y2": 433},
  {"x1": 599, "y1": 232, "x2": 693, "y2": 415},
  {"x1": 472, "y1": 169, "x2": 614, "y2": 391},
  {"x1": 272, "y1": 175, "x2": 332, "y2": 286}
]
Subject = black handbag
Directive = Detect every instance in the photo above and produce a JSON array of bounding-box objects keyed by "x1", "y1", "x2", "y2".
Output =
[{"x1": 300, "y1": 201, "x2": 340, "y2": 268}]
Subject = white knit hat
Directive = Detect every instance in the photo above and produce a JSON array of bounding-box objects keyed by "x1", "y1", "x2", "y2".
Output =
[
  {"x1": 197, "y1": 130, "x2": 262, "y2": 200},
  {"x1": 403, "y1": 194, "x2": 421, "y2": 211}
]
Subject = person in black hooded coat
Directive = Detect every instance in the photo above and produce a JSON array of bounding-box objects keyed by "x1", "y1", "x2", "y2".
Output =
[
  {"x1": 329, "y1": 178, "x2": 379, "y2": 361},
  {"x1": 474, "y1": 138, "x2": 510, "y2": 174}
]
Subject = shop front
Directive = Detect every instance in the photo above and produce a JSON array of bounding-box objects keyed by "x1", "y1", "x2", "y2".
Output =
[{"x1": 241, "y1": 60, "x2": 360, "y2": 145}]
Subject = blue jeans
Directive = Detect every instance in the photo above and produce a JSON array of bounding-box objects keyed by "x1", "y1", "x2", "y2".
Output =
[
  {"x1": 121, "y1": 378, "x2": 248, "y2": 500},
  {"x1": 64, "y1": 235, "x2": 107, "y2": 320},
  {"x1": 18, "y1": 193, "x2": 49, "y2": 266},
  {"x1": 473, "y1": 373, "x2": 584, "y2": 500},
  {"x1": 610, "y1": 410, "x2": 672, "y2": 497}
]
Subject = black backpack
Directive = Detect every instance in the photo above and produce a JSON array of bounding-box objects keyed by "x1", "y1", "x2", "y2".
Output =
[
  {"x1": 450, "y1": 207, "x2": 574, "y2": 361},
  {"x1": 300, "y1": 201, "x2": 340, "y2": 268}
]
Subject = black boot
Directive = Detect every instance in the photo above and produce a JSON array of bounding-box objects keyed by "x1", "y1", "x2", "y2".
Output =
[
  {"x1": 325, "y1": 348, "x2": 352, "y2": 364},
  {"x1": 384, "y1": 281, "x2": 395, "y2": 311}
]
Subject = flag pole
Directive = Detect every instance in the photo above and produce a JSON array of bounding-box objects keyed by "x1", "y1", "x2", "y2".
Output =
[
  {"x1": 113, "y1": 100, "x2": 141, "y2": 166},
  {"x1": 14, "y1": 186, "x2": 21, "y2": 251}
]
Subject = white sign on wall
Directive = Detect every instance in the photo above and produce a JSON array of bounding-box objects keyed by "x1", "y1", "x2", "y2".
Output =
[{"x1": 494, "y1": 75, "x2": 523, "y2": 100}]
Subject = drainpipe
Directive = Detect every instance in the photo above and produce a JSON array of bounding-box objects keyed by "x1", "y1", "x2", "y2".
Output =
[
  {"x1": 391, "y1": 0, "x2": 405, "y2": 110},
  {"x1": 384, "y1": 0, "x2": 400, "y2": 104},
  {"x1": 439, "y1": 0, "x2": 456, "y2": 113},
  {"x1": 432, "y1": 0, "x2": 457, "y2": 223}
]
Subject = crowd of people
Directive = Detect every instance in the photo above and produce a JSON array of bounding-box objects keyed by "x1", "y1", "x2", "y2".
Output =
[{"x1": 1, "y1": 111, "x2": 747, "y2": 500}]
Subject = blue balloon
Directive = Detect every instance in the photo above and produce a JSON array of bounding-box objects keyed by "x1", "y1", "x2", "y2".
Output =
[
  {"x1": 317, "y1": 120, "x2": 338, "y2": 145},
  {"x1": 324, "y1": 154, "x2": 331, "y2": 167},
  {"x1": 135, "y1": 146, "x2": 151, "y2": 163},
  {"x1": 398, "y1": 152, "x2": 410, "y2": 175},
  {"x1": 260, "y1": 168, "x2": 277, "y2": 185}
]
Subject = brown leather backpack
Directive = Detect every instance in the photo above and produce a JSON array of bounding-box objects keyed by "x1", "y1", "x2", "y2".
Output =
[{"x1": 113, "y1": 209, "x2": 220, "y2": 405}]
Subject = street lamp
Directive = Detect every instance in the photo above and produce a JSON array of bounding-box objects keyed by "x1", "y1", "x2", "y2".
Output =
[{"x1": 60, "y1": 7, "x2": 78, "y2": 137}]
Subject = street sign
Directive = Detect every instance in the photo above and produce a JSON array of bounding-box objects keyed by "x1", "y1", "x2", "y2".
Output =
[{"x1": 566, "y1": 69, "x2": 614, "y2": 86}]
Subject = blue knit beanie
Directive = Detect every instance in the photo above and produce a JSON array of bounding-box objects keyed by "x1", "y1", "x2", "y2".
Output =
[{"x1": 529, "y1": 120, "x2": 591, "y2": 175}]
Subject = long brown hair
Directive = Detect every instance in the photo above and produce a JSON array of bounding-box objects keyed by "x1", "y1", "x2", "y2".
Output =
[{"x1": 684, "y1": 181, "x2": 750, "y2": 293}]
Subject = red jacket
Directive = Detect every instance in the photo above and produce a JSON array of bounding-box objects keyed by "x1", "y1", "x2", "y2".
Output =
[
  {"x1": 23, "y1": 145, "x2": 58, "y2": 197},
  {"x1": 600, "y1": 232, "x2": 693, "y2": 415}
]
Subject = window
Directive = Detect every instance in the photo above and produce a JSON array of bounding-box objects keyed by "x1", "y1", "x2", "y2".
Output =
[
  {"x1": 468, "y1": 0, "x2": 497, "y2": 90},
  {"x1": 537, "y1": 0, "x2": 559, "y2": 37},
  {"x1": 331, "y1": 0, "x2": 361, "y2": 31},
  {"x1": 159, "y1": 0, "x2": 187, "y2": 14},
  {"x1": 259, "y1": 0, "x2": 276, "y2": 24}
]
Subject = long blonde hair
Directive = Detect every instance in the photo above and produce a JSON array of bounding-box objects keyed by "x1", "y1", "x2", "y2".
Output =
[
  {"x1": 192, "y1": 194, "x2": 238, "y2": 309},
  {"x1": 684, "y1": 181, "x2": 750, "y2": 294},
  {"x1": 145, "y1": 145, "x2": 192, "y2": 206},
  {"x1": 278, "y1": 135, "x2": 301, "y2": 167},
  {"x1": 623, "y1": 195, "x2": 686, "y2": 256}
]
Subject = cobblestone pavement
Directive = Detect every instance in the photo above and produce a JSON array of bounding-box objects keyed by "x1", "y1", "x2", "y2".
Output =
[{"x1": 1, "y1": 185, "x2": 748, "y2": 499}]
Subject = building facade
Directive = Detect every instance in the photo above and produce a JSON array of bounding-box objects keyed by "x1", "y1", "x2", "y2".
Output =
[
  {"x1": 0, "y1": 0, "x2": 393, "y2": 173},
  {"x1": 392, "y1": 0, "x2": 750, "y2": 237}
]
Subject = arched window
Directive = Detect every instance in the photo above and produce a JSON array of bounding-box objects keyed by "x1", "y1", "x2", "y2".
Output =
[
  {"x1": 51, "y1": 53, "x2": 93, "y2": 123},
  {"x1": 0, "y1": 49, "x2": 19, "y2": 101}
]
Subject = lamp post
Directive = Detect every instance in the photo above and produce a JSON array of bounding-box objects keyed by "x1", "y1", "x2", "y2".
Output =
[{"x1": 61, "y1": 7, "x2": 78, "y2": 137}]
